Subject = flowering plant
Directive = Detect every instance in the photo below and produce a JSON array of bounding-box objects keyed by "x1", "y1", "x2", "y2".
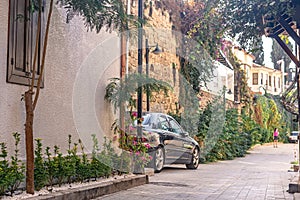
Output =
[
  {"x1": 129, "y1": 111, "x2": 144, "y2": 126},
  {"x1": 116, "y1": 111, "x2": 153, "y2": 172},
  {"x1": 130, "y1": 111, "x2": 137, "y2": 122},
  {"x1": 125, "y1": 136, "x2": 153, "y2": 170}
]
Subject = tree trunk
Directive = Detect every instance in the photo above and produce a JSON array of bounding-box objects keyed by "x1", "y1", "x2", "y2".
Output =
[
  {"x1": 25, "y1": 91, "x2": 34, "y2": 194},
  {"x1": 24, "y1": 0, "x2": 53, "y2": 194}
]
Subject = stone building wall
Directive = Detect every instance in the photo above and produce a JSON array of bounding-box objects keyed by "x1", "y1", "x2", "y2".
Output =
[
  {"x1": 127, "y1": 0, "x2": 233, "y2": 113},
  {"x1": 128, "y1": 1, "x2": 181, "y2": 114}
]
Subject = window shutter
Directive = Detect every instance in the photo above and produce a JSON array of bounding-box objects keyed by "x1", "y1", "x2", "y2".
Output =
[{"x1": 7, "y1": 0, "x2": 44, "y2": 87}]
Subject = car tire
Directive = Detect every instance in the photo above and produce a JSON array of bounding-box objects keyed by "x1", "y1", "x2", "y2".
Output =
[
  {"x1": 154, "y1": 146, "x2": 164, "y2": 173},
  {"x1": 186, "y1": 147, "x2": 200, "y2": 169}
]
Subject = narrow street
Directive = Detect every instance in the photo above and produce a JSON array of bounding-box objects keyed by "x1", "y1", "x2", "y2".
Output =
[{"x1": 99, "y1": 143, "x2": 298, "y2": 200}]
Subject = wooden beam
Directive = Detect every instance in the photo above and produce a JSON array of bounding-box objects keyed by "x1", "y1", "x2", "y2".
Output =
[
  {"x1": 273, "y1": 34, "x2": 300, "y2": 67},
  {"x1": 278, "y1": 16, "x2": 300, "y2": 46}
]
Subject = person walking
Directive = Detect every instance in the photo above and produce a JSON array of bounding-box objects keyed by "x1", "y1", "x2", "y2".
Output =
[{"x1": 273, "y1": 128, "x2": 279, "y2": 148}]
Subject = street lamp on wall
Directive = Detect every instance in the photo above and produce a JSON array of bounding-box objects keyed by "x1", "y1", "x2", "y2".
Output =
[{"x1": 145, "y1": 39, "x2": 162, "y2": 112}]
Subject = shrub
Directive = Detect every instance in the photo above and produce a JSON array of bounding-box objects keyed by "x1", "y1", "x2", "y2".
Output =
[
  {"x1": 45, "y1": 146, "x2": 56, "y2": 189},
  {"x1": 7, "y1": 132, "x2": 25, "y2": 196},
  {"x1": 0, "y1": 142, "x2": 10, "y2": 195},
  {"x1": 76, "y1": 139, "x2": 90, "y2": 183},
  {"x1": 0, "y1": 134, "x2": 132, "y2": 197},
  {"x1": 64, "y1": 135, "x2": 77, "y2": 185},
  {"x1": 34, "y1": 139, "x2": 47, "y2": 191}
]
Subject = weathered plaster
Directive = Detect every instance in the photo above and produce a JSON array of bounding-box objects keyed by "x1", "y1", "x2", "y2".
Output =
[{"x1": 0, "y1": 2, "x2": 120, "y2": 156}]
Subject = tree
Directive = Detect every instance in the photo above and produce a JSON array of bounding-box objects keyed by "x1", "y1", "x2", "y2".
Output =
[
  {"x1": 24, "y1": 0, "x2": 54, "y2": 194},
  {"x1": 271, "y1": 38, "x2": 292, "y2": 72},
  {"x1": 252, "y1": 40, "x2": 264, "y2": 65},
  {"x1": 158, "y1": 0, "x2": 224, "y2": 95},
  {"x1": 23, "y1": 0, "x2": 136, "y2": 194},
  {"x1": 218, "y1": 0, "x2": 294, "y2": 51}
]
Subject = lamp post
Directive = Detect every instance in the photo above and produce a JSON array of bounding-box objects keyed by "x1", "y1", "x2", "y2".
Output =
[
  {"x1": 145, "y1": 39, "x2": 162, "y2": 112},
  {"x1": 137, "y1": 0, "x2": 143, "y2": 139}
]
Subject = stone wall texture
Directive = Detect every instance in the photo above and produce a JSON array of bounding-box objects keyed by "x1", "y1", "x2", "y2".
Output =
[{"x1": 128, "y1": 0, "x2": 181, "y2": 114}]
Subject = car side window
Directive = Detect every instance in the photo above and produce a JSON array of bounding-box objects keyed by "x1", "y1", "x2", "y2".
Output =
[
  {"x1": 168, "y1": 118, "x2": 183, "y2": 134},
  {"x1": 158, "y1": 116, "x2": 170, "y2": 131}
]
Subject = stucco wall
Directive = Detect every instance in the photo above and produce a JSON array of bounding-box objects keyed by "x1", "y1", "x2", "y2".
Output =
[{"x1": 0, "y1": 2, "x2": 120, "y2": 157}]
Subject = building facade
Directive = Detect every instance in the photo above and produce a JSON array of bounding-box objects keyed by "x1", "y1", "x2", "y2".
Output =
[
  {"x1": 1, "y1": 1, "x2": 120, "y2": 156},
  {"x1": 232, "y1": 46, "x2": 284, "y2": 96}
]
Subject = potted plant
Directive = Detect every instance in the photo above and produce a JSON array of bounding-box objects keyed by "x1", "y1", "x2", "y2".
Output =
[{"x1": 290, "y1": 161, "x2": 299, "y2": 172}]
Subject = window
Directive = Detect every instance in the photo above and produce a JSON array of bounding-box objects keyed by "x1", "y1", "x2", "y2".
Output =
[
  {"x1": 278, "y1": 77, "x2": 281, "y2": 88},
  {"x1": 158, "y1": 116, "x2": 170, "y2": 131},
  {"x1": 252, "y1": 73, "x2": 258, "y2": 85},
  {"x1": 260, "y1": 73, "x2": 263, "y2": 85},
  {"x1": 7, "y1": 0, "x2": 45, "y2": 87},
  {"x1": 269, "y1": 76, "x2": 272, "y2": 86},
  {"x1": 273, "y1": 76, "x2": 276, "y2": 88},
  {"x1": 168, "y1": 118, "x2": 183, "y2": 134}
]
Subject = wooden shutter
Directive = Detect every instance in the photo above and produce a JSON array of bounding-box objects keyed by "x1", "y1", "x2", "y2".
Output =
[{"x1": 7, "y1": 0, "x2": 44, "y2": 87}]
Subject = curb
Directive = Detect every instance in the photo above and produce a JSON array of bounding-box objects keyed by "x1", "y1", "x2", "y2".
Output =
[
  {"x1": 288, "y1": 173, "x2": 300, "y2": 193},
  {"x1": 26, "y1": 175, "x2": 149, "y2": 200}
]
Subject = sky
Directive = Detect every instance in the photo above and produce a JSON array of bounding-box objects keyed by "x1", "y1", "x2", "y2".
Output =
[{"x1": 262, "y1": 35, "x2": 274, "y2": 68}]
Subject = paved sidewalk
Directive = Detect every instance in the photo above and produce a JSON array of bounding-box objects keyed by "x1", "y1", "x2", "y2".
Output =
[{"x1": 99, "y1": 143, "x2": 298, "y2": 200}]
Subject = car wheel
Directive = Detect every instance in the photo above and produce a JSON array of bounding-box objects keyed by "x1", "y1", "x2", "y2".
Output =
[
  {"x1": 154, "y1": 146, "x2": 164, "y2": 173},
  {"x1": 186, "y1": 147, "x2": 200, "y2": 169}
]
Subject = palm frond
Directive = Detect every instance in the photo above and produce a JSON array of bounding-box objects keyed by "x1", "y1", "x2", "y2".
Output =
[
  {"x1": 104, "y1": 74, "x2": 172, "y2": 111},
  {"x1": 57, "y1": 0, "x2": 140, "y2": 33}
]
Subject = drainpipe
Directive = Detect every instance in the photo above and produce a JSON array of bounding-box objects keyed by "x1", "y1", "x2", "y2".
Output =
[
  {"x1": 126, "y1": 0, "x2": 131, "y2": 76},
  {"x1": 297, "y1": 28, "x2": 300, "y2": 171}
]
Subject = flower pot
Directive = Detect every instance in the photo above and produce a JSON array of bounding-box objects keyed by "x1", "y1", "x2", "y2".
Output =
[
  {"x1": 132, "y1": 160, "x2": 145, "y2": 174},
  {"x1": 132, "y1": 155, "x2": 145, "y2": 174}
]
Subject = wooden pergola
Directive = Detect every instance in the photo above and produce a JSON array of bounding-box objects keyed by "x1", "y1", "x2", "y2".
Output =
[{"x1": 264, "y1": 1, "x2": 300, "y2": 116}]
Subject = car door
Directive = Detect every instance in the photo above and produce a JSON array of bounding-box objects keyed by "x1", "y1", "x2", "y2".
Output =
[
  {"x1": 168, "y1": 117, "x2": 192, "y2": 162},
  {"x1": 157, "y1": 115, "x2": 180, "y2": 164}
]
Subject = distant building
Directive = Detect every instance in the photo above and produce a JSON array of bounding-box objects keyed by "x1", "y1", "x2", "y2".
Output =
[
  {"x1": 232, "y1": 47, "x2": 285, "y2": 96},
  {"x1": 251, "y1": 63, "x2": 283, "y2": 95}
]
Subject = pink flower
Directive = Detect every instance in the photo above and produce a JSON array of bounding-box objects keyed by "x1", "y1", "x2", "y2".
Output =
[
  {"x1": 129, "y1": 125, "x2": 135, "y2": 131},
  {"x1": 135, "y1": 151, "x2": 141, "y2": 156},
  {"x1": 133, "y1": 141, "x2": 137, "y2": 145},
  {"x1": 132, "y1": 112, "x2": 137, "y2": 117},
  {"x1": 145, "y1": 143, "x2": 151, "y2": 149}
]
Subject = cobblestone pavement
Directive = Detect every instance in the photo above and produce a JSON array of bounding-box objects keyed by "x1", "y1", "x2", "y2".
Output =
[{"x1": 97, "y1": 143, "x2": 299, "y2": 200}]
